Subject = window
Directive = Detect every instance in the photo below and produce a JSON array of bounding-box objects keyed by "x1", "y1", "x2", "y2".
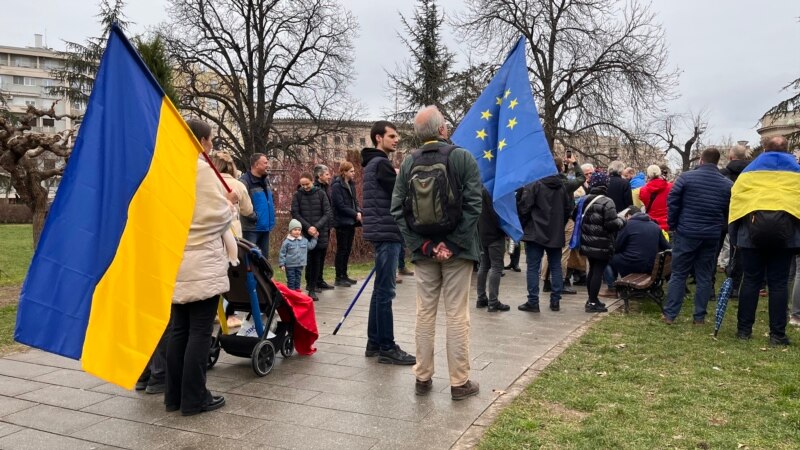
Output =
[
  {"x1": 321, "y1": 136, "x2": 328, "y2": 146},
  {"x1": 308, "y1": 149, "x2": 316, "y2": 159},
  {"x1": 14, "y1": 56, "x2": 31, "y2": 67},
  {"x1": 71, "y1": 101, "x2": 84, "y2": 111},
  {"x1": 24, "y1": 77, "x2": 35, "y2": 86},
  {"x1": 334, "y1": 136, "x2": 341, "y2": 145},
  {"x1": 360, "y1": 137, "x2": 366, "y2": 146},
  {"x1": 347, "y1": 136, "x2": 354, "y2": 145},
  {"x1": 25, "y1": 100, "x2": 36, "y2": 107},
  {"x1": 42, "y1": 118, "x2": 55, "y2": 127},
  {"x1": 335, "y1": 150, "x2": 343, "y2": 159},
  {"x1": 13, "y1": 76, "x2": 24, "y2": 85}
]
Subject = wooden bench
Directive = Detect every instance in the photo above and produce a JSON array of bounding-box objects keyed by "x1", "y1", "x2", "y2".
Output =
[{"x1": 614, "y1": 250, "x2": 672, "y2": 313}]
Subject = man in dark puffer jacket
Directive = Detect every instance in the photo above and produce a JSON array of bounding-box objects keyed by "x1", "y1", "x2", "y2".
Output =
[
  {"x1": 291, "y1": 173, "x2": 331, "y2": 301},
  {"x1": 662, "y1": 148, "x2": 732, "y2": 325},
  {"x1": 360, "y1": 120, "x2": 416, "y2": 365},
  {"x1": 578, "y1": 172, "x2": 625, "y2": 312}
]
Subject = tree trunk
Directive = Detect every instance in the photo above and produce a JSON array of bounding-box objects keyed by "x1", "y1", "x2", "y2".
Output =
[{"x1": 31, "y1": 194, "x2": 48, "y2": 248}]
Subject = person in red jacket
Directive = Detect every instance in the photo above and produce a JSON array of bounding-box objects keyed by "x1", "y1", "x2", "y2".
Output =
[{"x1": 638, "y1": 164, "x2": 672, "y2": 231}]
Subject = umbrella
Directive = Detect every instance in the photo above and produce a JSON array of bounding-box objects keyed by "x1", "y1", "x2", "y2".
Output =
[
  {"x1": 332, "y1": 266, "x2": 376, "y2": 335},
  {"x1": 713, "y1": 247, "x2": 737, "y2": 337}
]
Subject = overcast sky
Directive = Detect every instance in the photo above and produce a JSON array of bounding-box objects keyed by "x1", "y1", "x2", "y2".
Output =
[{"x1": 4, "y1": 0, "x2": 799, "y2": 147}]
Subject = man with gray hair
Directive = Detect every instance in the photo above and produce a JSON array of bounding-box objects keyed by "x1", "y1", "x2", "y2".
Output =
[
  {"x1": 391, "y1": 105, "x2": 483, "y2": 400},
  {"x1": 606, "y1": 160, "x2": 633, "y2": 212}
]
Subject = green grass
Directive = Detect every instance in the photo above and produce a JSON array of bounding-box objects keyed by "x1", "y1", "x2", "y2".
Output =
[
  {"x1": 0, "y1": 305, "x2": 23, "y2": 356},
  {"x1": 270, "y1": 261, "x2": 377, "y2": 285},
  {"x1": 480, "y1": 284, "x2": 800, "y2": 449},
  {"x1": 0, "y1": 224, "x2": 33, "y2": 287}
]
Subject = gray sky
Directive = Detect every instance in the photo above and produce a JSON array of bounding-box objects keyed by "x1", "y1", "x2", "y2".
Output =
[{"x1": 5, "y1": 0, "x2": 799, "y2": 147}]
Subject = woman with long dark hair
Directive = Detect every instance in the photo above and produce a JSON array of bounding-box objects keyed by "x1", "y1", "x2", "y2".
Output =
[{"x1": 330, "y1": 161, "x2": 361, "y2": 286}]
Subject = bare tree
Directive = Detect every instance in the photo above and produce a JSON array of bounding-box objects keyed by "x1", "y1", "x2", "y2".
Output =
[
  {"x1": 455, "y1": 0, "x2": 678, "y2": 153},
  {"x1": 652, "y1": 111, "x2": 707, "y2": 173},
  {"x1": 762, "y1": 76, "x2": 800, "y2": 144},
  {"x1": 164, "y1": 0, "x2": 360, "y2": 164},
  {"x1": 0, "y1": 103, "x2": 80, "y2": 245}
]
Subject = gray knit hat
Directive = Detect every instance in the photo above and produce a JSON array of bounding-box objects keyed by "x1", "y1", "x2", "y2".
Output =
[{"x1": 288, "y1": 219, "x2": 302, "y2": 232}]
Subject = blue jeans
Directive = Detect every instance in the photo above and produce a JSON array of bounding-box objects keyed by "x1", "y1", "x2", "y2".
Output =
[
  {"x1": 367, "y1": 241, "x2": 401, "y2": 351},
  {"x1": 664, "y1": 234, "x2": 719, "y2": 320},
  {"x1": 524, "y1": 241, "x2": 562, "y2": 305},
  {"x1": 243, "y1": 230, "x2": 270, "y2": 259},
  {"x1": 285, "y1": 266, "x2": 303, "y2": 290}
]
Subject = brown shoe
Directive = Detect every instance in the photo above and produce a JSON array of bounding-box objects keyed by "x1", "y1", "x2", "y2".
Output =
[
  {"x1": 599, "y1": 288, "x2": 617, "y2": 298},
  {"x1": 693, "y1": 319, "x2": 705, "y2": 325},
  {"x1": 396, "y1": 277, "x2": 403, "y2": 284},
  {"x1": 661, "y1": 315, "x2": 674, "y2": 325},
  {"x1": 399, "y1": 267, "x2": 415, "y2": 276},
  {"x1": 451, "y1": 380, "x2": 480, "y2": 401},
  {"x1": 415, "y1": 378, "x2": 432, "y2": 396}
]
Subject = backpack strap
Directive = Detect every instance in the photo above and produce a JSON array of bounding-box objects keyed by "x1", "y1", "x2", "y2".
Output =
[
  {"x1": 646, "y1": 190, "x2": 660, "y2": 212},
  {"x1": 581, "y1": 195, "x2": 604, "y2": 223}
]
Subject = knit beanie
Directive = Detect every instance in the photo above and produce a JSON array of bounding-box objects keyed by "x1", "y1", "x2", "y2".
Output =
[
  {"x1": 288, "y1": 219, "x2": 302, "y2": 232},
  {"x1": 589, "y1": 171, "x2": 610, "y2": 188}
]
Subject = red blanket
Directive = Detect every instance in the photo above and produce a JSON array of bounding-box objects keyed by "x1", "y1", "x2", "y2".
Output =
[{"x1": 274, "y1": 281, "x2": 318, "y2": 355}]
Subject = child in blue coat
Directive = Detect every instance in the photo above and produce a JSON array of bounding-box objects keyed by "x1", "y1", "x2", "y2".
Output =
[{"x1": 279, "y1": 219, "x2": 318, "y2": 292}]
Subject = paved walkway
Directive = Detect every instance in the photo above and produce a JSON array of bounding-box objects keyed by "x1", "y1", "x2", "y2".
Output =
[{"x1": 0, "y1": 267, "x2": 605, "y2": 449}]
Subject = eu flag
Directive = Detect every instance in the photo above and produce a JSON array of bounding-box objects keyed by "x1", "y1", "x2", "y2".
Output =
[{"x1": 451, "y1": 37, "x2": 556, "y2": 241}]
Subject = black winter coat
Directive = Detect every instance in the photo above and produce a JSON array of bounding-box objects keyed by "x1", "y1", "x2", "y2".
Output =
[
  {"x1": 478, "y1": 188, "x2": 505, "y2": 244},
  {"x1": 606, "y1": 174, "x2": 633, "y2": 212},
  {"x1": 361, "y1": 148, "x2": 402, "y2": 242},
  {"x1": 579, "y1": 188, "x2": 625, "y2": 259},
  {"x1": 291, "y1": 186, "x2": 332, "y2": 248},
  {"x1": 330, "y1": 176, "x2": 361, "y2": 228},
  {"x1": 720, "y1": 159, "x2": 748, "y2": 183},
  {"x1": 520, "y1": 175, "x2": 572, "y2": 248}
]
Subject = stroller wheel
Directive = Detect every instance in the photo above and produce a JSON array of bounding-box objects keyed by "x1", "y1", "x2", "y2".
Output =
[
  {"x1": 251, "y1": 340, "x2": 275, "y2": 376},
  {"x1": 208, "y1": 335, "x2": 221, "y2": 369},
  {"x1": 280, "y1": 336, "x2": 294, "y2": 358}
]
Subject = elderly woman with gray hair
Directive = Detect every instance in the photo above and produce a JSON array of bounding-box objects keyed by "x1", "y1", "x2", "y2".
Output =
[{"x1": 638, "y1": 164, "x2": 671, "y2": 231}]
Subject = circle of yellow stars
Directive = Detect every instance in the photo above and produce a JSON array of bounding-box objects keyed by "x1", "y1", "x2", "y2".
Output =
[{"x1": 478, "y1": 88, "x2": 519, "y2": 161}]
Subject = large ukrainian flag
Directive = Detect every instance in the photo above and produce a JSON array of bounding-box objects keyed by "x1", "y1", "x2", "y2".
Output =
[
  {"x1": 15, "y1": 24, "x2": 199, "y2": 389},
  {"x1": 729, "y1": 151, "x2": 800, "y2": 224}
]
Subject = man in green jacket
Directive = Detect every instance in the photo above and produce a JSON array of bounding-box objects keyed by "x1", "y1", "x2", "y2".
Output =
[{"x1": 391, "y1": 105, "x2": 483, "y2": 401}]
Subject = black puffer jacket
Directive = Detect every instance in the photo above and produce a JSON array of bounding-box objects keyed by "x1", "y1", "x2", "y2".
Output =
[
  {"x1": 361, "y1": 148, "x2": 402, "y2": 242},
  {"x1": 720, "y1": 159, "x2": 748, "y2": 183},
  {"x1": 579, "y1": 188, "x2": 625, "y2": 259},
  {"x1": 520, "y1": 175, "x2": 572, "y2": 248},
  {"x1": 291, "y1": 186, "x2": 331, "y2": 248},
  {"x1": 330, "y1": 176, "x2": 360, "y2": 228}
]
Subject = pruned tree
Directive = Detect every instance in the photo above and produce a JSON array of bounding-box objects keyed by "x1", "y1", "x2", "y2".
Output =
[
  {"x1": 164, "y1": 0, "x2": 360, "y2": 164},
  {"x1": 386, "y1": 0, "x2": 457, "y2": 125},
  {"x1": 652, "y1": 111, "x2": 707, "y2": 173},
  {"x1": 455, "y1": 0, "x2": 678, "y2": 154},
  {"x1": 0, "y1": 104, "x2": 80, "y2": 245}
]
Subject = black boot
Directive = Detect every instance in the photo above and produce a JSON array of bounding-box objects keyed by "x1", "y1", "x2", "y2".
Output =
[{"x1": 542, "y1": 279, "x2": 552, "y2": 292}]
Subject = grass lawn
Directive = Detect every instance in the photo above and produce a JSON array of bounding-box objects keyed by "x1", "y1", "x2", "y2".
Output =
[
  {"x1": 270, "y1": 261, "x2": 376, "y2": 285},
  {"x1": 480, "y1": 283, "x2": 800, "y2": 449},
  {"x1": 0, "y1": 224, "x2": 34, "y2": 287}
]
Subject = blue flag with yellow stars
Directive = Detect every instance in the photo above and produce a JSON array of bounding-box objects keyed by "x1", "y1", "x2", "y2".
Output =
[{"x1": 451, "y1": 36, "x2": 556, "y2": 241}]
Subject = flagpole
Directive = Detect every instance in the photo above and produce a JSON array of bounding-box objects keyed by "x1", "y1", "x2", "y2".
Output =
[{"x1": 200, "y1": 150, "x2": 232, "y2": 193}]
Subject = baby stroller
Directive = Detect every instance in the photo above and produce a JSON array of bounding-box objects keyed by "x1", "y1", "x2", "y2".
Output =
[{"x1": 208, "y1": 238, "x2": 295, "y2": 376}]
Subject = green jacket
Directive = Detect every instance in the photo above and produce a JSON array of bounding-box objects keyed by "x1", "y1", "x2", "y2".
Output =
[
  {"x1": 561, "y1": 162, "x2": 585, "y2": 194},
  {"x1": 390, "y1": 140, "x2": 483, "y2": 262}
]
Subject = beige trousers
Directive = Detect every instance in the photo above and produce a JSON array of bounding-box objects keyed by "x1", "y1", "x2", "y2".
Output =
[
  {"x1": 541, "y1": 219, "x2": 575, "y2": 280},
  {"x1": 412, "y1": 257, "x2": 473, "y2": 387}
]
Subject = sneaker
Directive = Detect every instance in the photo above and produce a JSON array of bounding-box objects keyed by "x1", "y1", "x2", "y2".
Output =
[
  {"x1": 518, "y1": 303, "x2": 540, "y2": 312},
  {"x1": 769, "y1": 334, "x2": 790, "y2": 346},
  {"x1": 135, "y1": 380, "x2": 147, "y2": 391},
  {"x1": 476, "y1": 297, "x2": 488, "y2": 308},
  {"x1": 399, "y1": 267, "x2": 415, "y2": 276},
  {"x1": 585, "y1": 302, "x2": 608, "y2": 313},
  {"x1": 365, "y1": 343, "x2": 379, "y2": 358},
  {"x1": 550, "y1": 302, "x2": 560, "y2": 312},
  {"x1": 542, "y1": 280, "x2": 552, "y2": 292},
  {"x1": 789, "y1": 316, "x2": 800, "y2": 327},
  {"x1": 309, "y1": 291, "x2": 319, "y2": 301},
  {"x1": 512, "y1": 266, "x2": 521, "y2": 272},
  {"x1": 345, "y1": 277, "x2": 358, "y2": 284},
  {"x1": 562, "y1": 287, "x2": 577, "y2": 295},
  {"x1": 415, "y1": 378, "x2": 433, "y2": 396},
  {"x1": 599, "y1": 288, "x2": 617, "y2": 299},
  {"x1": 661, "y1": 315, "x2": 674, "y2": 325},
  {"x1": 226, "y1": 316, "x2": 243, "y2": 329},
  {"x1": 145, "y1": 382, "x2": 165, "y2": 394},
  {"x1": 693, "y1": 318, "x2": 705, "y2": 325},
  {"x1": 334, "y1": 279, "x2": 352, "y2": 287},
  {"x1": 503, "y1": 264, "x2": 513, "y2": 270},
  {"x1": 573, "y1": 275, "x2": 587, "y2": 286},
  {"x1": 451, "y1": 380, "x2": 480, "y2": 400},
  {"x1": 487, "y1": 302, "x2": 510, "y2": 312},
  {"x1": 378, "y1": 346, "x2": 416, "y2": 365},
  {"x1": 318, "y1": 281, "x2": 335, "y2": 290},
  {"x1": 736, "y1": 330, "x2": 751, "y2": 340}
]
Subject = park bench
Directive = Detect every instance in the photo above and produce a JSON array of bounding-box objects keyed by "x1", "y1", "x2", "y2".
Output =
[{"x1": 614, "y1": 250, "x2": 672, "y2": 314}]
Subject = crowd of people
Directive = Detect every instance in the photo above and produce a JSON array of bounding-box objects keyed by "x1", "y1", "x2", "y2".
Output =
[{"x1": 139, "y1": 109, "x2": 800, "y2": 416}]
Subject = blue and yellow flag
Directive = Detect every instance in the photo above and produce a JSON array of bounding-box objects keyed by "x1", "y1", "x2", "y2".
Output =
[
  {"x1": 729, "y1": 151, "x2": 800, "y2": 224},
  {"x1": 451, "y1": 37, "x2": 556, "y2": 241},
  {"x1": 15, "y1": 24, "x2": 199, "y2": 388}
]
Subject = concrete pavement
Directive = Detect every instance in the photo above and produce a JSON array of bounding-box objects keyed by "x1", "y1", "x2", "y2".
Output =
[{"x1": 0, "y1": 266, "x2": 610, "y2": 449}]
